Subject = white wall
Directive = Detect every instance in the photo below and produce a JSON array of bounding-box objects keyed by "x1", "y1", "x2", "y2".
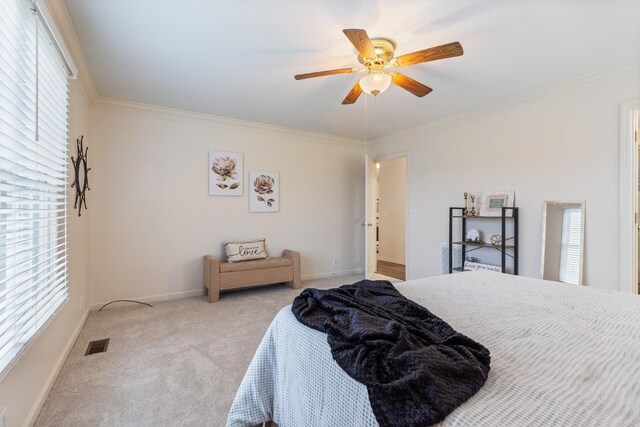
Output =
[
  {"x1": 377, "y1": 157, "x2": 406, "y2": 265},
  {"x1": 370, "y1": 68, "x2": 640, "y2": 290},
  {"x1": 88, "y1": 100, "x2": 365, "y2": 305},
  {"x1": 0, "y1": 80, "x2": 91, "y2": 427}
]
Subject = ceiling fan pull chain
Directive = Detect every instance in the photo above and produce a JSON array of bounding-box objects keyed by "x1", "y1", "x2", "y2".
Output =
[{"x1": 364, "y1": 95, "x2": 368, "y2": 146}]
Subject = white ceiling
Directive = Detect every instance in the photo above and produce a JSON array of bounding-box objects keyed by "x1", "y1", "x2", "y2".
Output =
[{"x1": 64, "y1": 0, "x2": 640, "y2": 140}]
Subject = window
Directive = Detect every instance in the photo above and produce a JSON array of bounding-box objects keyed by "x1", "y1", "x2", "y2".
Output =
[
  {"x1": 559, "y1": 207, "x2": 582, "y2": 285},
  {"x1": 0, "y1": 0, "x2": 70, "y2": 374}
]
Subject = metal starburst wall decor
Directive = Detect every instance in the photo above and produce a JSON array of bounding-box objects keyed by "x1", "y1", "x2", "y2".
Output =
[{"x1": 71, "y1": 135, "x2": 91, "y2": 216}]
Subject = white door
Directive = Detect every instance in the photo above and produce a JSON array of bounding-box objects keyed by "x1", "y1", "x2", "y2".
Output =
[
  {"x1": 635, "y1": 109, "x2": 640, "y2": 294},
  {"x1": 364, "y1": 155, "x2": 377, "y2": 278}
]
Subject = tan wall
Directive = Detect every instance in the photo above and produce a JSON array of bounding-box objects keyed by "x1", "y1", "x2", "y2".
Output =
[
  {"x1": 88, "y1": 100, "x2": 365, "y2": 305},
  {"x1": 370, "y1": 70, "x2": 640, "y2": 290}
]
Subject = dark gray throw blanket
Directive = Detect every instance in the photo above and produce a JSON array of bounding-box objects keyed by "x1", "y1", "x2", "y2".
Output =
[{"x1": 291, "y1": 279, "x2": 491, "y2": 427}]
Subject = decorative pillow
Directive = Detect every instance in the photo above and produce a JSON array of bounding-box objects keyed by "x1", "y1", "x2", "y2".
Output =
[{"x1": 224, "y1": 238, "x2": 268, "y2": 263}]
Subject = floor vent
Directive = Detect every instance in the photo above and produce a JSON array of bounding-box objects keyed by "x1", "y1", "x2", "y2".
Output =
[{"x1": 85, "y1": 338, "x2": 110, "y2": 356}]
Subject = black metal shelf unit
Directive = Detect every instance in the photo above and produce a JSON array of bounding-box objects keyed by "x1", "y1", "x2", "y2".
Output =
[{"x1": 448, "y1": 207, "x2": 519, "y2": 274}]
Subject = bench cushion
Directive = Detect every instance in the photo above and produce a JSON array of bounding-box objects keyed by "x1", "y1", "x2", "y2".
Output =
[{"x1": 220, "y1": 257, "x2": 293, "y2": 273}]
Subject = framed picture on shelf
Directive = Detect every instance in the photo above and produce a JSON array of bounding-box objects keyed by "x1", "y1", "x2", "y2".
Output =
[{"x1": 479, "y1": 190, "x2": 515, "y2": 217}]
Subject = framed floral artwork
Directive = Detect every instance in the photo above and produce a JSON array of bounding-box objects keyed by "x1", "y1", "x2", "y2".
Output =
[
  {"x1": 249, "y1": 171, "x2": 279, "y2": 212},
  {"x1": 208, "y1": 151, "x2": 243, "y2": 196}
]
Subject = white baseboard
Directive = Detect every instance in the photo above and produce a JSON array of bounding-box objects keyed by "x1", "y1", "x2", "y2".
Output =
[
  {"x1": 302, "y1": 268, "x2": 365, "y2": 281},
  {"x1": 25, "y1": 308, "x2": 90, "y2": 427},
  {"x1": 89, "y1": 288, "x2": 204, "y2": 311},
  {"x1": 90, "y1": 270, "x2": 366, "y2": 311}
]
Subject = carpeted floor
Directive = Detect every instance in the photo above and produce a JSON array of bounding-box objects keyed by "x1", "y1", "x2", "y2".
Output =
[{"x1": 34, "y1": 274, "x2": 371, "y2": 427}]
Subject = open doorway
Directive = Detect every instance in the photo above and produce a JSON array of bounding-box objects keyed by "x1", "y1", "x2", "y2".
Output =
[
  {"x1": 375, "y1": 157, "x2": 407, "y2": 280},
  {"x1": 619, "y1": 100, "x2": 640, "y2": 294}
]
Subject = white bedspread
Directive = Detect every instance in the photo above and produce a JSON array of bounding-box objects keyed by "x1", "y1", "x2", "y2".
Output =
[{"x1": 227, "y1": 271, "x2": 640, "y2": 427}]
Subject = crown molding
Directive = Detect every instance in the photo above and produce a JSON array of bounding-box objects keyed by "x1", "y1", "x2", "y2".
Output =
[
  {"x1": 40, "y1": 1, "x2": 637, "y2": 151},
  {"x1": 92, "y1": 96, "x2": 365, "y2": 149},
  {"x1": 369, "y1": 62, "x2": 640, "y2": 148},
  {"x1": 44, "y1": 0, "x2": 97, "y2": 104}
]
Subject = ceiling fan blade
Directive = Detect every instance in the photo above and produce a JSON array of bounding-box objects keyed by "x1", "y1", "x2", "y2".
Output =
[
  {"x1": 294, "y1": 67, "x2": 358, "y2": 80},
  {"x1": 342, "y1": 81, "x2": 363, "y2": 105},
  {"x1": 395, "y1": 41, "x2": 463, "y2": 67},
  {"x1": 390, "y1": 72, "x2": 433, "y2": 97},
  {"x1": 343, "y1": 29, "x2": 376, "y2": 58}
]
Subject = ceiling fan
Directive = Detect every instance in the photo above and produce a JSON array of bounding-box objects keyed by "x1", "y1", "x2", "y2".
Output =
[{"x1": 294, "y1": 29, "x2": 463, "y2": 105}]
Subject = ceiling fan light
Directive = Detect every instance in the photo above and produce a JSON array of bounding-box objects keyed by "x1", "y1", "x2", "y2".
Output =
[{"x1": 359, "y1": 71, "x2": 391, "y2": 96}]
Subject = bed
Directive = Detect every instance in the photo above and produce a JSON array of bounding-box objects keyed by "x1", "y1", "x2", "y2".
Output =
[{"x1": 227, "y1": 271, "x2": 640, "y2": 426}]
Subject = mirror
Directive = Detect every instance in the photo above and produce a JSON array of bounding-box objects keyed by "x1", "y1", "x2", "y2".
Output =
[
  {"x1": 71, "y1": 135, "x2": 90, "y2": 217},
  {"x1": 77, "y1": 158, "x2": 87, "y2": 189},
  {"x1": 541, "y1": 201, "x2": 585, "y2": 285}
]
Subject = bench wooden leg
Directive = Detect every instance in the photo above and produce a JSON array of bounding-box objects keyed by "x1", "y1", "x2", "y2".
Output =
[
  {"x1": 283, "y1": 249, "x2": 301, "y2": 289},
  {"x1": 204, "y1": 255, "x2": 221, "y2": 303},
  {"x1": 208, "y1": 286, "x2": 220, "y2": 303}
]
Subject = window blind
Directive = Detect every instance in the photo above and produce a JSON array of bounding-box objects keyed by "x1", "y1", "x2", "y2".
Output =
[
  {"x1": 559, "y1": 207, "x2": 582, "y2": 285},
  {"x1": 0, "y1": 0, "x2": 69, "y2": 374}
]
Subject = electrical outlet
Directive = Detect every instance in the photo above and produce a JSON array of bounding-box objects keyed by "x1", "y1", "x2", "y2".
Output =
[
  {"x1": 332, "y1": 259, "x2": 338, "y2": 268},
  {"x1": 79, "y1": 296, "x2": 85, "y2": 312},
  {"x1": 409, "y1": 209, "x2": 417, "y2": 218}
]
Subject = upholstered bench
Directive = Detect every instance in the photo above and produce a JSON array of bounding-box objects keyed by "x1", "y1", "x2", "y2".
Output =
[{"x1": 203, "y1": 249, "x2": 301, "y2": 302}]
